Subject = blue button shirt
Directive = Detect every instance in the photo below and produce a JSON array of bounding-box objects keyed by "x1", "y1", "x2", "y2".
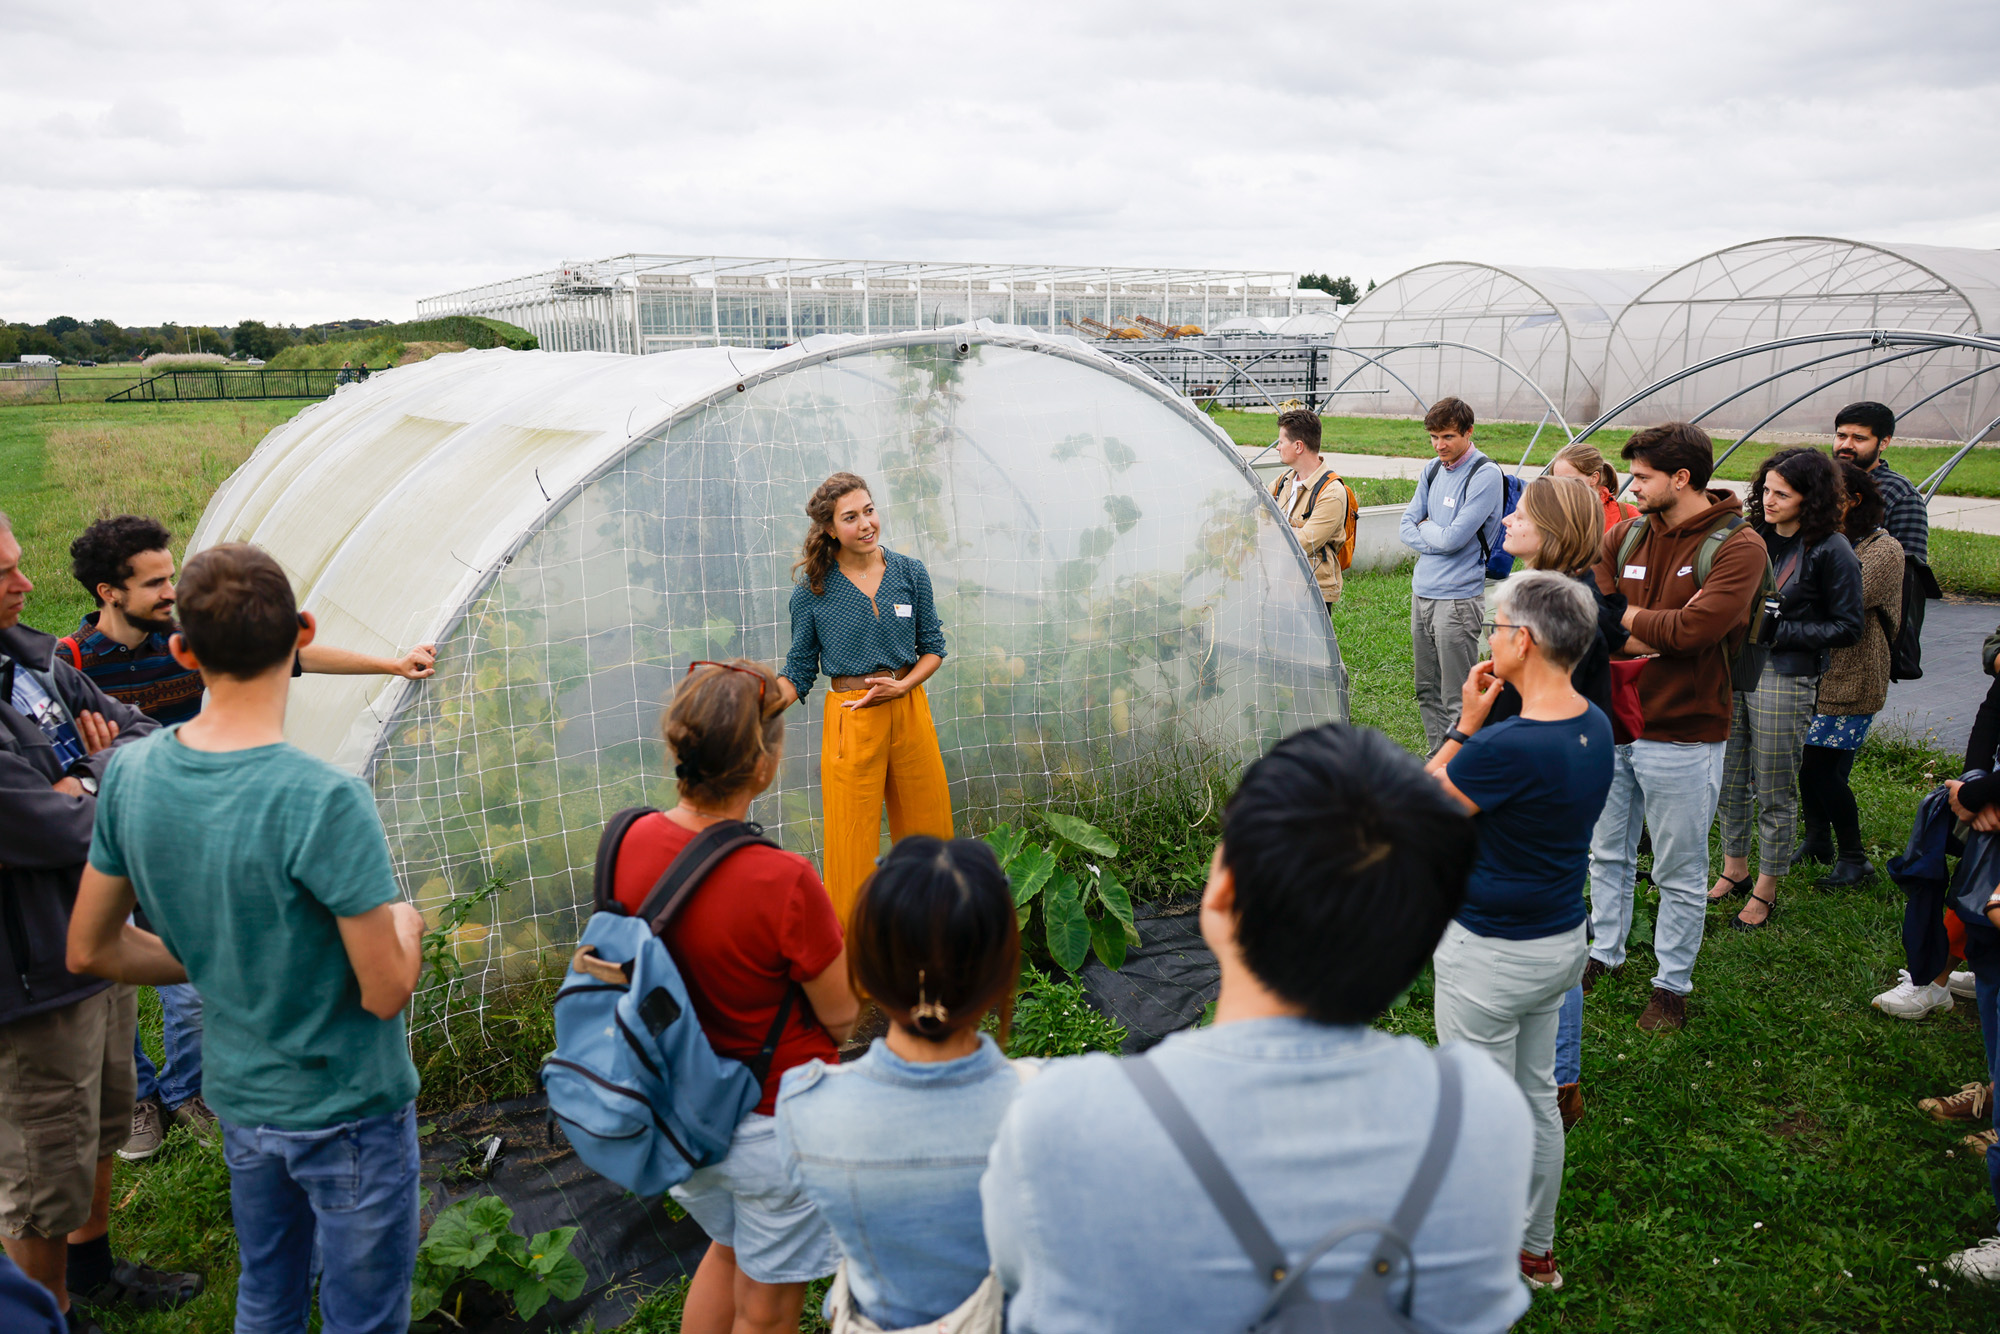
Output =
[
  {"x1": 982, "y1": 1020, "x2": 1533, "y2": 1334},
  {"x1": 776, "y1": 1035, "x2": 1023, "y2": 1328},
  {"x1": 782, "y1": 549, "x2": 947, "y2": 700},
  {"x1": 1399, "y1": 450, "x2": 1505, "y2": 600}
]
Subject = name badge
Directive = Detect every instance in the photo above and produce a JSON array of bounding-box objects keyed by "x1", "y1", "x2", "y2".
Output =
[
  {"x1": 1622, "y1": 564, "x2": 1646, "y2": 580},
  {"x1": 894, "y1": 604, "x2": 913, "y2": 618},
  {"x1": 1442, "y1": 496, "x2": 1456, "y2": 508}
]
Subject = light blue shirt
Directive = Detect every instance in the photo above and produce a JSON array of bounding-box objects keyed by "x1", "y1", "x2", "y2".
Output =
[
  {"x1": 981, "y1": 1020, "x2": 1533, "y2": 1334},
  {"x1": 776, "y1": 1034, "x2": 1023, "y2": 1328},
  {"x1": 1399, "y1": 449, "x2": 1505, "y2": 600}
]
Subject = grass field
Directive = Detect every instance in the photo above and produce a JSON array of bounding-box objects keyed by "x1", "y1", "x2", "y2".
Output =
[
  {"x1": 1213, "y1": 409, "x2": 2000, "y2": 499},
  {"x1": 12, "y1": 399, "x2": 2000, "y2": 1331}
]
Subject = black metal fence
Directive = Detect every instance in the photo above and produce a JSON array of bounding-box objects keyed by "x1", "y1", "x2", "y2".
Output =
[{"x1": 105, "y1": 368, "x2": 366, "y2": 403}]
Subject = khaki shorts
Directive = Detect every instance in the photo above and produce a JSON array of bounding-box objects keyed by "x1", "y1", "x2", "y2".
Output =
[{"x1": 0, "y1": 985, "x2": 137, "y2": 1239}]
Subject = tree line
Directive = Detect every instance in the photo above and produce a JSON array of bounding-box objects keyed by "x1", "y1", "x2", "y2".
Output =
[
  {"x1": 0, "y1": 316, "x2": 393, "y2": 365},
  {"x1": 1296, "y1": 274, "x2": 1374, "y2": 304}
]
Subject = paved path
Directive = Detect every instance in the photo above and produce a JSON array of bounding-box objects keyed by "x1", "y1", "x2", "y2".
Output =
[
  {"x1": 1877, "y1": 600, "x2": 1999, "y2": 759},
  {"x1": 1239, "y1": 447, "x2": 2000, "y2": 534}
]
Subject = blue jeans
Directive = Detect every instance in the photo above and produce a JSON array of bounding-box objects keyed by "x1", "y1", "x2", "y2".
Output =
[
  {"x1": 134, "y1": 983, "x2": 203, "y2": 1109},
  {"x1": 1587, "y1": 739, "x2": 1727, "y2": 996},
  {"x1": 1554, "y1": 985, "x2": 1582, "y2": 1086},
  {"x1": 221, "y1": 1101, "x2": 420, "y2": 1334}
]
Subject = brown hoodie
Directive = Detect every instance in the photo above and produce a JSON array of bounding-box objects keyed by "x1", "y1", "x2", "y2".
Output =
[{"x1": 1595, "y1": 488, "x2": 1768, "y2": 744}]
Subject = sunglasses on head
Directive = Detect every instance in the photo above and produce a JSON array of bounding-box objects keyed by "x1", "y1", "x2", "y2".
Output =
[{"x1": 686, "y1": 661, "x2": 782, "y2": 715}]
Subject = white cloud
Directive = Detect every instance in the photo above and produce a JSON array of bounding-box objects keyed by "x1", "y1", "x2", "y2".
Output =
[{"x1": 1, "y1": 0, "x2": 1995, "y2": 323}]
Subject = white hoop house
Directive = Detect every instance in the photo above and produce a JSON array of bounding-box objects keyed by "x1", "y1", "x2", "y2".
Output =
[
  {"x1": 188, "y1": 325, "x2": 1344, "y2": 994},
  {"x1": 1329, "y1": 263, "x2": 1655, "y2": 424},
  {"x1": 1602, "y1": 237, "x2": 2000, "y2": 440}
]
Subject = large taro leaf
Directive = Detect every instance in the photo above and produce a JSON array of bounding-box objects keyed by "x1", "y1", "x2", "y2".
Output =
[
  {"x1": 1043, "y1": 871, "x2": 1091, "y2": 974},
  {"x1": 1007, "y1": 845, "x2": 1058, "y2": 906},
  {"x1": 1089, "y1": 912, "x2": 1129, "y2": 970},
  {"x1": 1094, "y1": 868, "x2": 1141, "y2": 947},
  {"x1": 1041, "y1": 812, "x2": 1119, "y2": 859}
]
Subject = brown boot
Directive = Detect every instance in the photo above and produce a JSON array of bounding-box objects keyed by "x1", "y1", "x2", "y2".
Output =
[
  {"x1": 1637, "y1": 988, "x2": 1687, "y2": 1032},
  {"x1": 1558, "y1": 1082, "x2": 1584, "y2": 1131},
  {"x1": 1580, "y1": 957, "x2": 1618, "y2": 995}
]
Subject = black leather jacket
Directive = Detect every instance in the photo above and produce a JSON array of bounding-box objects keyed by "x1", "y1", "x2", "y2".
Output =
[{"x1": 1765, "y1": 530, "x2": 1863, "y2": 676}]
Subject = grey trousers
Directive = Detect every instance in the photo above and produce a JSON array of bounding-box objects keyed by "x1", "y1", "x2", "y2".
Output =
[
  {"x1": 1433, "y1": 920, "x2": 1588, "y2": 1255},
  {"x1": 1720, "y1": 667, "x2": 1819, "y2": 875},
  {"x1": 1413, "y1": 594, "x2": 1485, "y2": 753}
]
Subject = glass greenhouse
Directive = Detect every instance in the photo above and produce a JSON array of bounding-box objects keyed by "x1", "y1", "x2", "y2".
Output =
[
  {"x1": 188, "y1": 325, "x2": 1346, "y2": 1001},
  {"x1": 1328, "y1": 263, "x2": 1657, "y2": 425},
  {"x1": 1601, "y1": 237, "x2": 2000, "y2": 440},
  {"x1": 418, "y1": 254, "x2": 1342, "y2": 355}
]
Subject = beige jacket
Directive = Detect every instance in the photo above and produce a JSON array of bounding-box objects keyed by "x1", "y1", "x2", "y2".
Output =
[
  {"x1": 1816, "y1": 528, "x2": 1904, "y2": 716},
  {"x1": 1272, "y1": 457, "x2": 1347, "y2": 605}
]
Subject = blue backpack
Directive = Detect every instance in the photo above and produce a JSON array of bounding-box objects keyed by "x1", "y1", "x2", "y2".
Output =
[
  {"x1": 1424, "y1": 456, "x2": 1521, "y2": 582},
  {"x1": 540, "y1": 811, "x2": 799, "y2": 1197}
]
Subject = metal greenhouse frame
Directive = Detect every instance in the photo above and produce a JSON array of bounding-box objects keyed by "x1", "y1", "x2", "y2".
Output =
[{"x1": 1602, "y1": 237, "x2": 2000, "y2": 440}]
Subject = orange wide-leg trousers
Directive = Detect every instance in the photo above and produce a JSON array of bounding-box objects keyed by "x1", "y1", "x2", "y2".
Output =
[{"x1": 819, "y1": 682, "x2": 955, "y2": 923}]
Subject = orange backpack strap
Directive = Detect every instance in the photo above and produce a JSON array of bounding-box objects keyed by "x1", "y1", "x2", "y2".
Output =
[{"x1": 57, "y1": 635, "x2": 82, "y2": 669}]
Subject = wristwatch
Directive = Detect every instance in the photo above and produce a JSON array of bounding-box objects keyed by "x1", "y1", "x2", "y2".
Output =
[
  {"x1": 1445, "y1": 727, "x2": 1473, "y2": 746},
  {"x1": 75, "y1": 774, "x2": 99, "y2": 796}
]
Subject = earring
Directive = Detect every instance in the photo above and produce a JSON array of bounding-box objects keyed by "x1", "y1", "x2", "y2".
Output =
[{"x1": 912, "y1": 969, "x2": 949, "y2": 1027}]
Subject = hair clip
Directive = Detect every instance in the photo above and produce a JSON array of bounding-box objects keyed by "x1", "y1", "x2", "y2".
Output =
[{"x1": 912, "y1": 968, "x2": 950, "y2": 1027}]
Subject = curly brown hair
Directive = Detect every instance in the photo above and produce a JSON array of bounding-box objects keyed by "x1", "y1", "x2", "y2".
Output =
[
  {"x1": 662, "y1": 659, "x2": 786, "y2": 807},
  {"x1": 1836, "y1": 459, "x2": 1886, "y2": 540},
  {"x1": 792, "y1": 472, "x2": 872, "y2": 597},
  {"x1": 1745, "y1": 447, "x2": 1844, "y2": 545}
]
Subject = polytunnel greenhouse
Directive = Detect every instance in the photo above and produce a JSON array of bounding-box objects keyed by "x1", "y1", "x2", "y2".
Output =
[
  {"x1": 1328, "y1": 262, "x2": 1655, "y2": 425},
  {"x1": 1601, "y1": 237, "x2": 2000, "y2": 440},
  {"x1": 188, "y1": 324, "x2": 1346, "y2": 1002}
]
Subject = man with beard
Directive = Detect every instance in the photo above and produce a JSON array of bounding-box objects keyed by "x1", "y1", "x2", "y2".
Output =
[
  {"x1": 1833, "y1": 402, "x2": 1932, "y2": 678},
  {"x1": 60, "y1": 515, "x2": 437, "y2": 1161}
]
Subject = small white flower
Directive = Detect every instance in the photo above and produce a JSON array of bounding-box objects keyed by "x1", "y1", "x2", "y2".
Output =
[
  {"x1": 1917, "y1": 1264, "x2": 1928, "y2": 1273},
  {"x1": 1753, "y1": 1222, "x2": 1763, "y2": 1230},
  {"x1": 1929, "y1": 1278, "x2": 1939, "y2": 1288},
  {"x1": 1842, "y1": 1270, "x2": 1853, "y2": 1278},
  {"x1": 1948, "y1": 1149, "x2": 1957, "y2": 1158},
  {"x1": 1754, "y1": 1060, "x2": 1762, "y2": 1067},
  {"x1": 1706, "y1": 1060, "x2": 1713, "y2": 1067},
  {"x1": 1623, "y1": 1117, "x2": 1634, "y2": 1124}
]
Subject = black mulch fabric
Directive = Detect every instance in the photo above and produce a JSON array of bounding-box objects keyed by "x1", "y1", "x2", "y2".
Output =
[
  {"x1": 420, "y1": 1094, "x2": 708, "y2": 1332},
  {"x1": 1079, "y1": 902, "x2": 1219, "y2": 1053}
]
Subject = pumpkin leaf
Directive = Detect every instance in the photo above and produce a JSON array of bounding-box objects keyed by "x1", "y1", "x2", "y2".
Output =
[{"x1": 1041, "y1": 812, "x2": 1119, "y2": 859}]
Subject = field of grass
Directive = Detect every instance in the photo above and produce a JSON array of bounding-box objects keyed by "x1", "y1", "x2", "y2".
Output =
[
  {"x1": 0, "y1": 401, "x2": 301, "y2": 634},
  {"x1": 18, "y1": 398, "x2": 2000, "y2": 1331},
  {"x1": 1213, "y1": 410, "x2": 2000, "y2": 499}
]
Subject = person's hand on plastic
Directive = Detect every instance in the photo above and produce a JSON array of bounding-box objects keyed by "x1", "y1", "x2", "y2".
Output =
[
  {"x1": 1457, "y1": 659, "x2": 1503, "y2": 735},
  {"x1": 843, "y1": 674, "x2": 910, "y2": 710},
  {"x1": 75, "y1": 710, "x2": 119, "y2": 755},
  {"x1": 1976, "y1": 806, "x2": 2000, "y2": 834},
  {"x1": 393, "y1": 645, "x2": 437, "y2": 680},
  {"x1": 1949, "y1": 780, "x2": 1978, "y2": 825}
]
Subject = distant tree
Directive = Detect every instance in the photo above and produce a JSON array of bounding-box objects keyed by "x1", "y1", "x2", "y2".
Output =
[
  {"x1": 1297, "y1": 273, "x2": 1362, "y2": 304},
  {"x1": 1367, "y1": 278, "x2": 1376, "y2": 293},
  {"x1": 0, "y1": 327, "x2": 18, "y2": 362},
  {"x1": 46, "y1": 315, "x2": 81, "y2": 338},
  {"x1": 232, "y1": 319, "x2": 292, "y2": 360}
]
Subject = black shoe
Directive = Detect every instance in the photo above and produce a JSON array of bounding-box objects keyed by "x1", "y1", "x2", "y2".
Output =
[
  {"x1": 72, "y1": 1260, "x2": 205, "y2": 1314},
  {"x1": 1817, "y1": 855, "x2": 1877, "y2": 889},
  {"x1": 1580, "y1": 957, "x2": 1619, "y2": 995},
  {"x1": 1731, "y1": 891, "x2": 1777, "y2": 931},
  {"x1": 1795, "y1": 822, "x2": 1835, "y2": 865}
]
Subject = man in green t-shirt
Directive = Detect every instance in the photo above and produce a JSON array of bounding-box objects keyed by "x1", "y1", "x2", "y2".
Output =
[{"x1": 67, "y1": 543, "x2": 425, "y2": 1334}]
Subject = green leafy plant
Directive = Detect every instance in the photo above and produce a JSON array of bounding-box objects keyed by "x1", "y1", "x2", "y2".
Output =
[
  {"x1": 413, "y1": 876, "x2": 504, "y2": 1027},
  {"x1": 411, "y1": 1194, "x2": 586, "y2": 1324},
  {"x1": 998, "y1": 966, "x2": 1127, "y2": 1057},
  {"x1": 983, "y1": 814, "x2": 1139, "y2": 973}
]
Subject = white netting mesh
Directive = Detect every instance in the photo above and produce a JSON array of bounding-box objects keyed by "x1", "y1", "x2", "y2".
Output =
[{"x1": 362, "y1": 341, "x2": 1343, "y2": 1024}]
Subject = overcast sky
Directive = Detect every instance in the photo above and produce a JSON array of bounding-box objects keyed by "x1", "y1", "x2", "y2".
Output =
[{"x1": 5, "y1": 0, "x2": 1997, "y2": 325}]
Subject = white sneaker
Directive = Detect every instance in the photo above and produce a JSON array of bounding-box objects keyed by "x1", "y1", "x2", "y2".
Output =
[
  {"x1": 1950, "y1": 970, "x2": 1979, "y2": 1000},
  {"x1": 1872, "y1": 970, "x2": 1954, "y2": 1020},
  {"x1": 1945, "y1": 1236, "x2": 2000, "y2": 1283}
]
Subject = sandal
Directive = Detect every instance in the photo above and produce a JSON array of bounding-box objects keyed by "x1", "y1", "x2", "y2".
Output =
[
  {"x1": 72, "y1": 1259, "x2": 205, "y2": 1313},
  {"x1": 1731, "y1": 891, "x2": 1776, "y2": 932},
  {"x1": 1708, "y1": 871, "x2": 1752, "y2": 903}
]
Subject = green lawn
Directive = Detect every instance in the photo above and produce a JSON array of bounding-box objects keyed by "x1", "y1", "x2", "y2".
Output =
[{"x1": 1214, "y1": 410, "x2": 2000, "y2": 499}]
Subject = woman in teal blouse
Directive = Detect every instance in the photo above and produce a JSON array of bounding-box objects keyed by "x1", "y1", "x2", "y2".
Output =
[{"x1": 777, "y1": 472, "x2": 953, "y2": 920}]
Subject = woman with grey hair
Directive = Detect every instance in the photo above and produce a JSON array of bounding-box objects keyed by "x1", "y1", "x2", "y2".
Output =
[{"x1": 1425, "y1": 570, "x2": 1617, "y2": 1294}]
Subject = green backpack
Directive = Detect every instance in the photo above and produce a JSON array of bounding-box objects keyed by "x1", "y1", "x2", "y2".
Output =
[{"x1": 1614, "y1": 514, "x2": 1778, "y2": 693}]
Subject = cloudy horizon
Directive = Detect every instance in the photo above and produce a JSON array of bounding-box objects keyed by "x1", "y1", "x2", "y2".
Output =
[{"x1": 5, "y1": 0, "x2": 1997, "y2": 326}]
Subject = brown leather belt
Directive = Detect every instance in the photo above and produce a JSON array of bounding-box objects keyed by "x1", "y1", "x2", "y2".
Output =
[{"x1": 830, "y1": 666, "x2": 910, "y2": 693}]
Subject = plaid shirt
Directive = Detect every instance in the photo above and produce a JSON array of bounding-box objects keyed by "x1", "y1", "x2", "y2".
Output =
[{"x1": 1871, "y1": 461, "x2": 1928, "y2": 565}]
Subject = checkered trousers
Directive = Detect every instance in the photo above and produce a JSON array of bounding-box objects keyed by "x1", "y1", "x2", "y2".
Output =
[{"x1": 1719, "y1": 667, "x2": 1819, "y2": 874}]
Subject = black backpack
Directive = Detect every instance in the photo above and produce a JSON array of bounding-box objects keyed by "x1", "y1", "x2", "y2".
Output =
[
  {"x1": 1889, "y1": 557, "x2": 1940, "y2": 682},
  {"x1": 1122, "y1": 1048, "x2": 1463, "y2": 1332}
]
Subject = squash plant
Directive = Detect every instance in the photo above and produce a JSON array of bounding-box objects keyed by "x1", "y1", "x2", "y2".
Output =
[
  {"x1": 411, "y1": 1194, "x2": 587, "y2": 1325},
  {"x1": 983, "y1": 813, "x2": 1139, "y2": 973}
]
